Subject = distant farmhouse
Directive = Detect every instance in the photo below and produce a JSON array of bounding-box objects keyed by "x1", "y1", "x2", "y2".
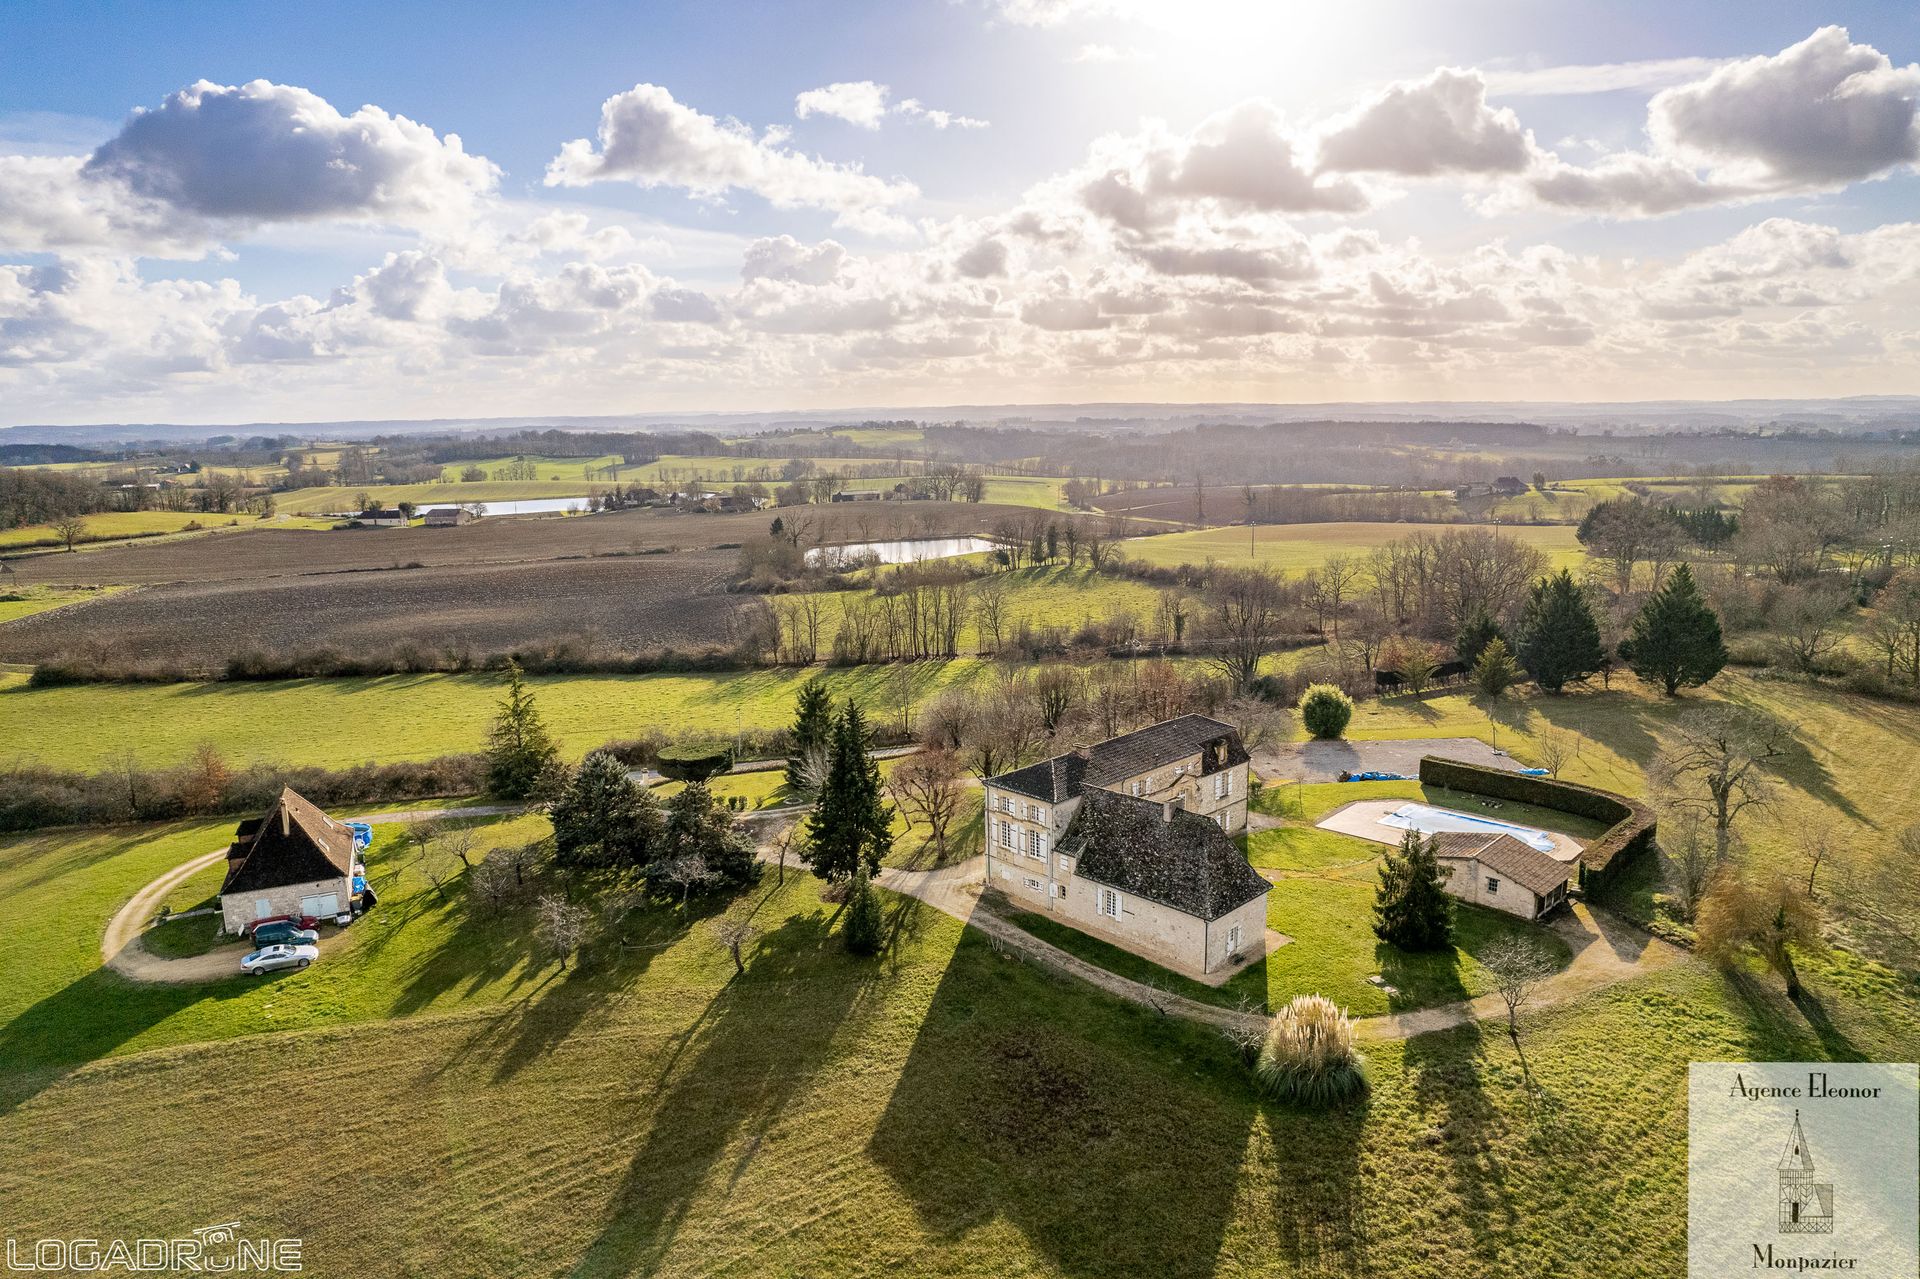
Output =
[
  {"x1": 984, "y1": 715, "x2": 1268, "y2": 977},
  {"x1": 423, "y1": 506, "x2": 472, "y2": 527},
  {"x1": 1428, "y1": 831, "x2": 1571, "y2": 921},
  {"x1": 352, "y1": 508, "x2": 408, "y2": 527},
  {"x1": 219, "y1": 788, "x2": 357, "y2": 935}
]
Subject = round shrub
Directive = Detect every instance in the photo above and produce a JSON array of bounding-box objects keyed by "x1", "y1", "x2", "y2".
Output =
[
  {"x1": 1254, "y1": 994, "x2": 1367, "y2": 1106},
  {"x1": 1298, "y1": 683, "x2": 1354, "y2": 739},
  {"x1": 655, "y1": 742, "x2": 735, "y2": 782}
]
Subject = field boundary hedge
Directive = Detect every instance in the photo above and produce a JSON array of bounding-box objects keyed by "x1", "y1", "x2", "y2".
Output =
[{"x1": 1417, "y1": 755, "x2": 1656, "y2": 892}]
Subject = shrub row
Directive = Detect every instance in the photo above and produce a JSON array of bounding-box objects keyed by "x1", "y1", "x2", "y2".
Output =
[
  {"x1": 28, "y1": 639, "x2": 757, "y2": 686},
  {"x1": 1416, "y1": 755, "x2": 1656, "y2": 890},
  {"x1": 0, "y1": 754, "x2": 487, "y2": 834}
]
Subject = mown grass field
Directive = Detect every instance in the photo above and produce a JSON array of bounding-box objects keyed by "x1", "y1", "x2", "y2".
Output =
[
  {"x1": 0, "y1": 662, "x2": 1002, "y2": 771},
  {"x1": 0, "y1": 584, "x2": 122, "y2": 625},
  {"x1": 1122, "y1": 521, "x2": 1586, "y2": 574},
  {"x1": 1, "y1": 788, "x2": 1914, "y2": 1276}
]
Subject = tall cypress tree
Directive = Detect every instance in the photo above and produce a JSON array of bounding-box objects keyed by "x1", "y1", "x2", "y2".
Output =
[
  {"x1": 1516, "y1": 569, "x2": 1605, "y2": 693},
  {"x1": 1619, "y1": 563, "x2": 1727, "y2": 696},
  {"x1": 802, "y1": 703, "x2": 893, "y2": 883},
  {"x1": 1373, "y1": 830, "x2": 1454, "y2": 950},
  {"x1": 486, "y1": 658, "x2": 559, "y2": 799},
  {"x1": 786, "y1": 676, "x2": 834, "y2": 791}
]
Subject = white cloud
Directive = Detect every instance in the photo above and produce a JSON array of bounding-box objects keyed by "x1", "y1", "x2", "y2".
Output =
[
  {"x1": 1481, "y1": 57, "x2": 1728, "y2": 97},
  {"x1": 741, "y1": 234, "x2": 848, "y2": 284},
  {"x1": 1650, "y1": 26, "x2": 1920, "y2": 188},
  {"x1": 1316, "y1": 69, "x2": 1535, "y2": 176},
  {"x1": 794, "y1": 81, "x2": 988, "y2": 130},
  {"x1": 1520, "y1": 27, "x2": 1920, "y2": 215},
  {"x1": 795, "y1": 81, "x2": 891, "y2": 129},
  {"x1": 547, "y1": 83, "x2": 919, "y2": 236},
  {"x1": 0, "y1": 80, "x2": 497, "y2": 258}
]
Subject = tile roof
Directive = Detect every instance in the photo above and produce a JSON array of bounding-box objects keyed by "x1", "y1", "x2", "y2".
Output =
[
  {"x1": 1083, "y1": 714, "x2": 1248, "y2": 786},
  {"x1": 987, "y1": 714, "x2": 1247, "y2": 801},
  {"x1": 987, "y1": 751, "x2": 1088, "y2": 803},
  {"x1": 1429, "y1": 831, "x2": 1571, "y2": 897},
  {"x1": 1061, "y1": 790, "x2": 1270, "y2": 921},
  {"x1": 220, "y1": 787, "x2": 355, "y2": 896}
]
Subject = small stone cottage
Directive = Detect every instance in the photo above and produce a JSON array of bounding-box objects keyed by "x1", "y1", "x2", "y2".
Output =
[
  {"x1": 218, "y1": 787, "x2": 356, "y2": 935},
  {"x1": 1427, "y1": 831, "x2": 1571, "y2": 920}
]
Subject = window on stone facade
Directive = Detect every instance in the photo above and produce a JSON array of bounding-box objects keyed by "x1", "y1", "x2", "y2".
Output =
[
  {"x1": 1226, "y1": 924, "x2": 1242, "y2": 954},
  {"x1": 1215, "y1": 771, "x2": 1230, "y2": 799},
  {"x1": 998, "y1": 821, "x2": 1013, "y2": 849},
  {"x1": 1024, "y1": 877, "x2": 1043, "y2": 892},
  {"x1": 1099, "y1": 888, "x2": 1120, "y2": 918},
  {"x1": 1486, "y1": 877, "x2": 1500, "y2": 893}
]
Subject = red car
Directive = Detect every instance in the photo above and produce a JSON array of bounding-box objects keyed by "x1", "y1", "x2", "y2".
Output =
[{"x1": 248, "y1": 915, "x2": 321, "y2": 941}]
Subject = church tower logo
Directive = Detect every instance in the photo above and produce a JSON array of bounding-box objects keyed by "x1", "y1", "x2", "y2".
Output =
[{"x1": 1776, "y1": 1109, "x2": 1834, "y2": 1234}]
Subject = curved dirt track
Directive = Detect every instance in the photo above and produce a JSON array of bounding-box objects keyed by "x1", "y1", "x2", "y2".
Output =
[{"x1": 100, "y1": 805, "x2": 516, "y2": 984}]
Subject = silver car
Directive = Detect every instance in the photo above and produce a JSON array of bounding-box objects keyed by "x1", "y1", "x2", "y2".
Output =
[{"x1": 240, "y1": 943, "x2": 318, "y2": 975}]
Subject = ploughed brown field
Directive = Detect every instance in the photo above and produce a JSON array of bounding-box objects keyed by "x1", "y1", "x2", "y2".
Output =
[
  {"x1": 1, "y1": 501, "x2": 1018, "y2": 587},
  {"x1": 0, "y1": 552, "x2": 748, "y2": 665}
]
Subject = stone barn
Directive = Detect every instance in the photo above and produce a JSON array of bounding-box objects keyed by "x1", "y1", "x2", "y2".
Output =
[{"x1": 218, "y1": 788, "x2": 356, "y2": 935}]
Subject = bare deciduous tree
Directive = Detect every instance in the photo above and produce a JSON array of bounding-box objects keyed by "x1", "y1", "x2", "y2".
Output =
[
  {"x1": 1650, "y1": 706, "x2": 1789, "y2": 862},
  {"x1": 710, "y1": 913, "x2": 760, "y2": 977},
  {"x1": 1534, "y1": 727, "x2": 1578, "y2": 780},
  {"x1": 1481, "y1": 934, "x2": 1556, "y2": 1089},
  {"x1": 887, "y1": 746, "x2": 967, "y2": 860},
  {"x1": 536, "y1": 894, "x2": 594, "y2": 971}
]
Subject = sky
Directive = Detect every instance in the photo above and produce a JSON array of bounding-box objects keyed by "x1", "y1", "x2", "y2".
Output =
[{"x1": 1, "y1": 0, "x2": 1918, "y2": 425}]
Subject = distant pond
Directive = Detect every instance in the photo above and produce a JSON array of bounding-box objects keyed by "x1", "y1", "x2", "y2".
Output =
[
  {"x1": 804, "y1": 536, "x2": 999, "y2": 568},
  {"x1": 464, "y1": 496, "x2": 595, "y2": 516}
]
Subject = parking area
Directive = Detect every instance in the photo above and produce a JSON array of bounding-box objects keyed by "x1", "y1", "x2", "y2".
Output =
[{"x1": 1253, "y1": 737, "x2": 1532, "y2": 784}]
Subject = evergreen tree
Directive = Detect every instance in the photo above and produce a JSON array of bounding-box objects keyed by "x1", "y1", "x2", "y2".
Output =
[
  {"x1": 1373, "y1": 830, "x2": 1454, "y2": 950},
  {"x1": 1619, "y1": 563, "x2": 1728, "y2": 696},
  {"x1": 486, "y1": 658, "x2": 560, "y2": 799},
  {"x1": 1472, "y1": 636, "x2": 1521, "y2": 698},
  {"x1": 660, "y1": 781, "x2": 759, "y2": 889},
  {"x1": 786, "y1": 676, "x2": 834, "y2": 792},
  {"x1": 1455, "y1": 607, "x2": 1505, "y2": 667},
  {"x1": 803, "y1": 703, "x2": 893, "y2": 882},
  {"x1": 549, "y1": 750, "x2": 661, "y2": 868},
  {"x1": 1516, "y1": 569, "x2": 1605, "y2": 693},
  {"x1": 843, "y1": 865, "x2": 884, "y2": 955}
]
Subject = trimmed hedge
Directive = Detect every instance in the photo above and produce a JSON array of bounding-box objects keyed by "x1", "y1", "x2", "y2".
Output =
[
  {"x1": 1417, "y1": 755, "x2": 1656, "y2": 893},
  {"x1": 655, "y1": 742, "x2": 735, "y2": 782}
]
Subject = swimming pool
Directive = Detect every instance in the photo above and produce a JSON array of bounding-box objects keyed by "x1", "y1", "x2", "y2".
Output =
[{"x1": 1376, "y1": 803, "x2": 1559, "y2": 854}]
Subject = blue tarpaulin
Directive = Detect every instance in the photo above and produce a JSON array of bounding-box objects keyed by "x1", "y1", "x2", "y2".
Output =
[
  {"x1": 1518, "y1": 768, "x2": 1550, "y2": 776},
  {"x1": 346, "y1": 821, "x2": 373, "y2": 851},
  {"x1": 1342, "y1": 771, "x2": 1411, "y2": 782}
]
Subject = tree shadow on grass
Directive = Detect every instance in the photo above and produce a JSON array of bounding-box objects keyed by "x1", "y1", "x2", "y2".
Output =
[
  {"x1": 1717, "y1": 965, "x2": 1864, "y2": 1061},
  {"x1": 1401, "y1": 1020, "x2": 1517, "y2": 1266},
  {"x1": 1376, "y1": 942, "x2": 1471, "y2": 1014},
  {"x1": 866, "y1": 930, "x2": 1263, "y2": 1279},
  {"x1": 1260, "y1": 1097, "x2": 1373, "y2": 1275},
  {"x1": 0, "y1": 967, "x2": 251, "y2": 1116},
  {"x1": 567, "y1": 908, "x2": 884, "y2": 1278}
]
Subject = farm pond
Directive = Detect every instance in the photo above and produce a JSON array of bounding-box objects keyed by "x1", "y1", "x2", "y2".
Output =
[{"x1": 805, "y1": 536, "x2": 999, "y2": 567}]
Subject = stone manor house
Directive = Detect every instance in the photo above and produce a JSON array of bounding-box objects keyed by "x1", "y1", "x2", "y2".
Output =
[{"x1": 984, "y1": 715, "x2": 1271, "y2": 977}]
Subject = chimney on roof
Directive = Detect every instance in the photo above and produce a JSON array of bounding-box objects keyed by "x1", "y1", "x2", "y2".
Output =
[
  {"x1": 1161, "y1": 798, "x2": 1174, "y2": 824},
  {"x1": 281, "y1": 800, "x2": 291, "y2": 837}
]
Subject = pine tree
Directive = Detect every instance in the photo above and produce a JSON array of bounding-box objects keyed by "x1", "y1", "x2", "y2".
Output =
[
  {"x1": 1619, "y1": 563, "x2": 1728, "y2": 696},
  {"x1": 843, "y1": 865, "x2": 884, "y2": 955},
  {"x1": 1456, "y1": 607, "x2": 1505, "y2": 667},
  {"x1": 550, "y1": 750, "x2": 661, "y2": 868},
  {"x1": 1516, "y1": 569, "x2": 1605, "y2": 693},
  {"x1": 661, "y1": 781, "x2": 759, "y2": 890},
  {"x1": 786, "y1": 676, "x2": 834, "y2": 792},
  {"x1": 802, "y1": 703, "x2": 893, "y2": 882},
  {"x1": 486, "y1": 658, "x2": 560, "y2": 799},
  {"x1": 1373, "y1": 830, "x2": 1454, "y2": 950}
]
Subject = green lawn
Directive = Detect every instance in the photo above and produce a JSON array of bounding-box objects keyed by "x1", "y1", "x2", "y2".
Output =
[
  {"x1": 803, "y1": 564, "x2": 1165, "y2": 654},
  {"x1": 2, "y1": 789, "x2": 1915, "y2": 1276},
  {"x1": 1121, "y1": 521, "x2": 1585, "y2": 575},
  {"x1": 0, "y1": 584, "x2": 123, "y2": 625},
  {"x1": 0, "y1": 661, "x2": 1001, "y2": 772}
]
